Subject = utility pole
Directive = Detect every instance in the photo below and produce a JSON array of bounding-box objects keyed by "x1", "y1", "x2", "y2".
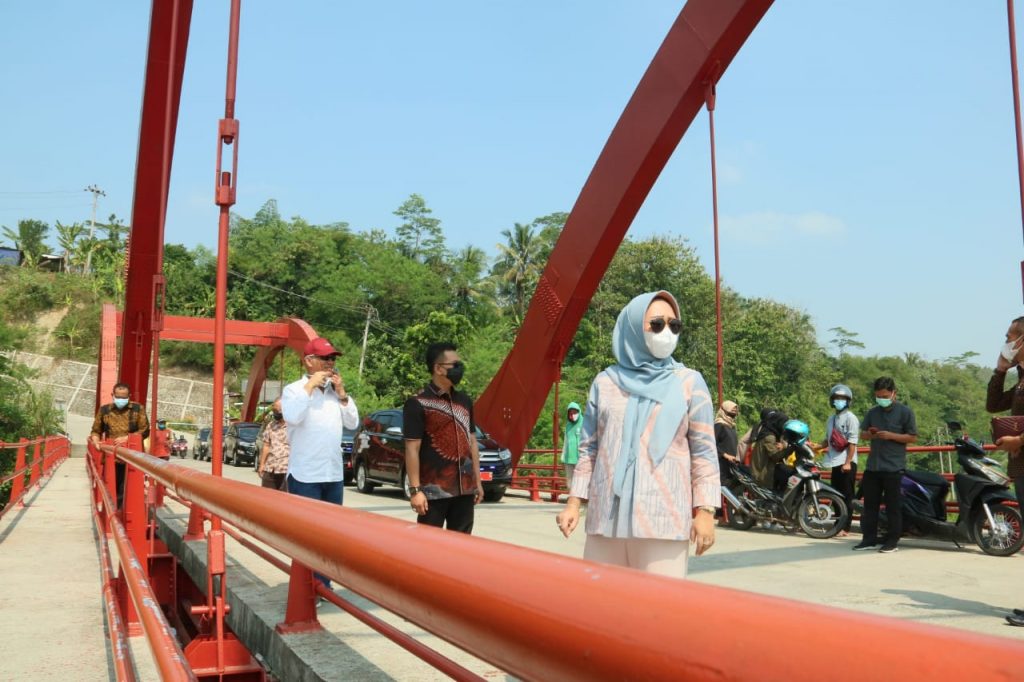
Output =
[
  {"x1": 358, "y1": 305, "x2": 374, "y2": 377},
  {"x1": 83, "y1": 184, "x2": 106, "y2": 274}
]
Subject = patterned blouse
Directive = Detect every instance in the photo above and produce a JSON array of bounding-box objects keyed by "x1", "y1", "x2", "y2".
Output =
[
  {"x1": 261, "y1": 420, "x2": 290, "y2": 474},
  {"x1": 569, "y1": 367, "x2": 720, "y2": 540}
]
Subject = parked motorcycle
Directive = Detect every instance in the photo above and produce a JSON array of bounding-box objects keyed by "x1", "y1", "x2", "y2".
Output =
[
  {"x1": 722, "y1": 443, "x2": 850, "y2": 539},
  {"x1": 170, "y1": 437, "x2": 189, "y2": 459},
  {"x1": 865, "y1": 423, "x2": 1024, "y2": 557}
]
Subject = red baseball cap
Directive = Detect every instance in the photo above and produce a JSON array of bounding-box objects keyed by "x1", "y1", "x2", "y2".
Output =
[{"x1": 303, "y1": 337, "x2": 341, "y2": 357}]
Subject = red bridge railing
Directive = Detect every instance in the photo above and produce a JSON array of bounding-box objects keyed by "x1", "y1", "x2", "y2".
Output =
[
  {"x1": 0, "y1": 435, "x2": 71, "y2": 519},
  {"x1": 94, "y1": 442, "x2": 1024, "y2": 681}
]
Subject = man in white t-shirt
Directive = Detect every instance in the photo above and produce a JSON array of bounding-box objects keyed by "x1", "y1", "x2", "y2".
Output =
[
  {"x1": 821, "y1": 384, "x2": 859, "y2": 537},
  {"x1": 281, "y1": 337, "x2": 359, "y2": 588}
]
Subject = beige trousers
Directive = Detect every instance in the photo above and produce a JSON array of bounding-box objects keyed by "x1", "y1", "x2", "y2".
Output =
[{"x1": 583, "y1": 535, "x2": 689, "y2": 578}]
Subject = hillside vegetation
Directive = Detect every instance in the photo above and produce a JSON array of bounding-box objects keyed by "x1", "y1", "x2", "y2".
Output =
[{"x1": 0, "y1": 198, "x2": 1003, "y2": 470}]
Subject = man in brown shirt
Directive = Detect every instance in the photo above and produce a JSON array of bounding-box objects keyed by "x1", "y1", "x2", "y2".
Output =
[
  {"x1": 90, "y1": 382, "x2": 149, "y2": 508},
  {"x1": 90, "y1": 383, "x2": 149, "y2": 446}
]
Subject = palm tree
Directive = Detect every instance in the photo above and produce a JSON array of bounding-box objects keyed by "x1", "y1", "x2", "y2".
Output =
[
  {"x1": 449, "y1": 245, "x2": 496, "y2": 320},
  {"x1": 494, "y1": 222, "x2": 543, "y2": 322},
  {"x1": 55, "y1": 221, "x2": 86, "y2": 273}
]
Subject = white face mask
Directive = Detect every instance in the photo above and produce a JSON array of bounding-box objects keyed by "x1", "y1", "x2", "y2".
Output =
[
  {"x1": 644, "y1": 328, "x2": 679, "y2": 359},
  {"x1": 1001, "y1": 336, "x2": 1023, "y2": 363}
]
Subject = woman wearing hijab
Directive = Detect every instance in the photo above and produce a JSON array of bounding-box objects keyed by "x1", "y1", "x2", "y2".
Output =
[
  {"x1": 750, "y1": 408, "x2": 788, "y2": 490},
  {"x1": 555, "y1": 291, "x2": 720, "y2": 577},
  {"x1": 561, "y1": 402, "x2": 583, "y2": 489},
  {"x1": 715, "y1": 400, "x2": 740, "y2": 486}
]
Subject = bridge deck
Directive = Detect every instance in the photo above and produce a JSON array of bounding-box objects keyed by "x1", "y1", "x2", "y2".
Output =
[{"x1": 0, "y1": 457, "x2": 114, "y2": 680}]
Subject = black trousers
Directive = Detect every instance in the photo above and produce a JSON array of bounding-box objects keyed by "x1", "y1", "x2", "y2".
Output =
[
  {"x1": 1015, "y1": 475, "x2": 1024, "y2": 513},
  {"x1": 830, "y1": 461, "x2": 858, "y2": 533},
  {"x1": 417, "y1": 495, "x2": 475, "y2": 534},
  {"x1": 860, "y1": 470, "x2": 902, "y2": 546}
]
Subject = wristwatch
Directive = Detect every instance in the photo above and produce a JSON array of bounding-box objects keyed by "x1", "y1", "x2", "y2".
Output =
[
  {"x1": 697, "y1": 505, "x2": 717, "y2": 515},
  {"x1": 408, "y1": 486, "x2": 422, "y2": 496}
]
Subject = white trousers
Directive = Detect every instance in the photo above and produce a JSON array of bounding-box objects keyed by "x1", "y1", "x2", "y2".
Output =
[{"x1": 583, "y1": 535, "x2": 689, "y2": 578}]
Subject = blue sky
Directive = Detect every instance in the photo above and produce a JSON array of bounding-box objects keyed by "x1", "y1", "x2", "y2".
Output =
[{"x1": 2, "y1": 2, "x2": 1022, "y2": 365}]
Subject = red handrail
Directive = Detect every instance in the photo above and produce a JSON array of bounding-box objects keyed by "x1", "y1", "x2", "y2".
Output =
[
  {"x1": 89, "y1": 480, "x2": 138, "y2": 682},
  {"x1": 163, "y1": 491, "x2": 483, "y2": 681},
  {"x1": 86, "y1": 453, "x2": 197, "y2": 682},
  {"x1": 0, "y1": 435, "x2": 70, "y2": 519},
  {"x1": 112, "y1": 445, "x2": 1024, "y2": 681}
]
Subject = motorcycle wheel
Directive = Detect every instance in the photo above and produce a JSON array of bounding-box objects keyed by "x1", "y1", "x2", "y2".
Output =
[
  {"x1": 725, "y1": 485, "x2": 756, "y2": 530},
  {"x1": 796, "y1": 490, "x2": 848, "y2": 539},
  {"x1": 973, "y1": 503, "x2": 1024, "y2": 557}
]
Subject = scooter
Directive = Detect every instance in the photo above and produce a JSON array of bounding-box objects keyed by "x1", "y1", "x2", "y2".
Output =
[
  {"x1": 171, "y1": 437, "x2": 189, "y2": 458},
  {"x1": 867, "y1": 422, "x2": 1024, "y2": 557},
  {"x1": 722, "y1": 447, "x2": 850, "y2": 539}
]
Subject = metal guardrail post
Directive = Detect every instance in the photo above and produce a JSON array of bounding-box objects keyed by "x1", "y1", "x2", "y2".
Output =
[
  {"x1": 9, "y1": 438, "x2": 28, "y2": 508},
  {"x1": 276, "y1": 560, "x2": 322, "y2": 633},
  {"x1": 27, "y1": 439, "x2": 42, "y2": 489}
]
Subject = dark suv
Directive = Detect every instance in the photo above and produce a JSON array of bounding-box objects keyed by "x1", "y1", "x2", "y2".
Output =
[
  {"x1": 353, "y1": 409, "x2": 512, "y2": 501},
  {"x1": 224, "y1": 421, "x2": 262, "y2": 467}
]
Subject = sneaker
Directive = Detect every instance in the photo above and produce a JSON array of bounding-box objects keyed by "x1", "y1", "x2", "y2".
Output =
[
  {"x1": 1007, "y1": 614, "x2": 1024, "y2": 627},
  {"x1": 851, "y1": 542, "x2": 877, "y2": 551},
  {"x1": 1013, "y1": 608, "x2": 1024, "y2": 617},
  {"x1": 315, "y1": 597, "x2": 325, "y2": 609},
  {"x1": 878, "y1": 545, "x2": 899, "y2": 554}
]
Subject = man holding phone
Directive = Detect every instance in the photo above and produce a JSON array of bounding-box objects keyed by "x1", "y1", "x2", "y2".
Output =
[
  {"x1": 854, "y1": 376, "x2": 917, "y2": 554},
  {"x1": 281, "y1": 337, "x2": 359, "y2": 588}
]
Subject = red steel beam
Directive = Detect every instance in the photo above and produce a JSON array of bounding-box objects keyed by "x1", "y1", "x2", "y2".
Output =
[
  {"x1": 475, "y1": 0, "x2": 774, "y2": 460},
  {"x1": 116, "y1": 448, "x2": 1023, "y2": 681},
  {"x1": 120, "y1": 0, "x2": 195, "y2": 405}
]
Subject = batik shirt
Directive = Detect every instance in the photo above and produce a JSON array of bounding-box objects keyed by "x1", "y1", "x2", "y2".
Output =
[
  {"x1": 262, "y1": 419, "x2": 290, "y2": 474},
  {"x1": 403, "y1": 383, "x2": 476, "y2": 500}
]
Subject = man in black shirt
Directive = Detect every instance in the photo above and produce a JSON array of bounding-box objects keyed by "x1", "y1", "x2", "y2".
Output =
[
  {"x1": 403, "y1": 342, "x2": 483, "y2": 533},
  {"x1": 853, "y1": 376, "x2": 917, "y2": 553}
]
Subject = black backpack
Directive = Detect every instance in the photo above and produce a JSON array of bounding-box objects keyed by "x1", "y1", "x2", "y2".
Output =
[{"x1": 100, "y1": 402, "x2": 150, "y2": 440}]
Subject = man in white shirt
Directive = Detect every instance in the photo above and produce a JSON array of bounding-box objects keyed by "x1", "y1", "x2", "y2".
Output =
[{"x1": 281, "y1": 337, "x2": 359, "y2": 587}]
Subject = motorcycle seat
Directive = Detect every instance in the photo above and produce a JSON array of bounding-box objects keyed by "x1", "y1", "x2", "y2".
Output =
[{"x1": 905, "y1": 470, "x2": 949, "y2": 489}]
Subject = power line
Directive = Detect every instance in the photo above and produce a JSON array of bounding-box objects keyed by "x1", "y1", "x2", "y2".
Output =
[
  {"x1": 226, "y1": 268, "x2": 404, "y2": 344},
  {"x1": 0, "y1": 190, "x2": 82, "y2": 195}
]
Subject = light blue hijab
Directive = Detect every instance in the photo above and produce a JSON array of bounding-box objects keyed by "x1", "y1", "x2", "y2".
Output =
[{"x1": 603, "y1": 291, "x2": 687, "y2": 533}]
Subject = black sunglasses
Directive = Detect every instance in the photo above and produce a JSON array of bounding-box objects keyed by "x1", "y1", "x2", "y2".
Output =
[{"x1": 648, "y1": 316, "x2": 682, "y2": 335}]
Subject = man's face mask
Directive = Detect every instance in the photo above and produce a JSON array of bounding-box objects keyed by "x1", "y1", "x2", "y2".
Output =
[
  {"x1": 1001, "y1": 336, "x2": 1023, "y2": 363},
  {"x1": 875, "y1": 396, "x2": 894, "y2": 408},
  {"x1": 113, "y1": 397, "x2": 129, "y2": 409},
  {"x1": 832, "y1": 399, "x2": 848, "y2": 411},
  {"x1": 445, "y1": 361, "x2": 465, "y2": 386}
]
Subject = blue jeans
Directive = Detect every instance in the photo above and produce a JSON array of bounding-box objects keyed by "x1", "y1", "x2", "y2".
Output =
[{"x1": 287, "y1": 475, "x2": 343, "y2": 587}]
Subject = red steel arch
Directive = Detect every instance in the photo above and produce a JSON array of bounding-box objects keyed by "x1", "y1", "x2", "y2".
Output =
[
  {"x1": 97, "y1": 311, "x2": 318, "y2": 423},
  {"x1": 476, "y1": 0, "x2": 774, "y2": 459}
]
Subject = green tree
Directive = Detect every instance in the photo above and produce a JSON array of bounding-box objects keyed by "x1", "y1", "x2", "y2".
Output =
[
  {"x1": 829, "y1": 326, "x2": 866, "y2": 354},
  {"x1": 394, "y1": 194, "x2": 445, "y2": 265},
  {"x1": 54, "y1": 221, "x2": 86, "y2": 272},
  {"x1": 493, "y1": 222, "x2": 543, "y2": 323},
  {"x1": 447, "y1": 245, "x2": 497, "y2": 325},
  {"x1": 1, "y1": 219, "x2": 50, "y2": 266}
]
